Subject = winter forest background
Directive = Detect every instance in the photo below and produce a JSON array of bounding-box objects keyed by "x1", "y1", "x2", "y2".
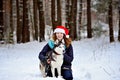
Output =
[
  {"x1": 0, "y1": 0, "x2": 120, "y2": 44},
  {"x1": 0, "y1": 0, "x2": 120, "y2": 80}
]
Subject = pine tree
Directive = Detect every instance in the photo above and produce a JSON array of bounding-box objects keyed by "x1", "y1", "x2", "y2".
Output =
[
  {"x1": 3, "y1": 0, "x2": 11, "y2": 43},
  {"x1": 87, "y1": 0, "x2": 92, "y2": 38},
  {"x1": 118, "y1": 0, "x2": 120, "y2": 41},
  {"x1": 51, "y1": 0, "x2": 62, "y2": 31},
  {"x1": 22, "y1": 0, "x2": 30, "y2": 43},
  {"x1": 33, "y1": 0, "x2": 38, "y2": 40},
  {"x1": 16, "y1": 0, "x2": 23, "y2": 43},
  {"x1": 78, "y1": 0, "x2": 83, "y2": 40},
  {"x1": 65, "y1": 0, "x2": 77, "y2": 40},
  {"x1": 0, "y1": 0, "x2": 4, "y2": 42},
  {"x1": 38, "y1": 0, "x2": 45, "y2": 42},
  {"x1": 108, "y1": 0, "x2": 114, "y2": 42}
]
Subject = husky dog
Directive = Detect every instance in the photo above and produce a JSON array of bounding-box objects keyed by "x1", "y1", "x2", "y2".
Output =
[
  {"x1": 39, "y1": 40, "x2": 65, "y2": 78},
  {"x1": 50, "y1": 41, "x2": 65, "y2": 77}
]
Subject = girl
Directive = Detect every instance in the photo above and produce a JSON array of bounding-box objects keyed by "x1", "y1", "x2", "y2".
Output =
[{"x1": 38, "y1": 26, "x2": 74, "y2": 80}]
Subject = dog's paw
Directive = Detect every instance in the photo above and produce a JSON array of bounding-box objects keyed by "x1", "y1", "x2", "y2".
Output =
[
  {"x1": 43, "y1": 75, "x2": 47, "y2": 78},
  {"x1": 57, "y1": 76, "x2": 64, "y2": 80}
]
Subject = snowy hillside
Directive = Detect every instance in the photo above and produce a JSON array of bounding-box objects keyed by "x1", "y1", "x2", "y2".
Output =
[{"x1": 0, "y1": 36, "x2": 120, "y2": 80}]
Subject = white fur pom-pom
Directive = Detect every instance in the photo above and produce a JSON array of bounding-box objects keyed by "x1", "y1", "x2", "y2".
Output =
[{"x1": 66, "y1": 35, "x2": 69, "y2": 38}]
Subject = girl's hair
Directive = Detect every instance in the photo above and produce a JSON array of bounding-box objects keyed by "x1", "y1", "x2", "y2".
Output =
[{"x1": 52, "y1": 33, "x2": 72, "y2": 48}]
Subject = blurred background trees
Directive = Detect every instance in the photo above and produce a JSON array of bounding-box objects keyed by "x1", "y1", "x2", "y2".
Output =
[{"x1": 0, "y1": 0, "x2": 119, "y2": 44}]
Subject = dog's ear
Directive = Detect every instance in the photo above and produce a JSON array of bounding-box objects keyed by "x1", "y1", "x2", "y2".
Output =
[
  {"x1": 61, "y1": 39, "x2": 65, "y2": 44},
  {"x1": 55, "y1": 39, "x2": 59, "y2": 45}
]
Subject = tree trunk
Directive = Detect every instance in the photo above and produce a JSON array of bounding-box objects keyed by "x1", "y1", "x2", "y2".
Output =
[
  {"x1": 69, "y1": 0, "x2": 77, "y2": 40},
  {"x1": 69, "y1": 0, "x2": 74, "y2": 39},
  {"x1": 87, "y1": 0, "x2": 92, "y2": 38},
  {"x1": 108, "y1": 0, "x2": 114, "y2": 42},
  {"x1": 51, "y1": 0, "x2": 62, "y2": 31},
  {"x1": 51, "y1": 0, "x2": 56, "y2": 30},
  {"x1": 9, "y1": 0, "x2": 14, "y2": 44},
  {"x1": 12, "y1": 0, "x2": 17, "y2": 43},
  {"x1": 65, "y1": 0, "x2": 70, "y2": 28},
  {"x1": 0, "y1": 0, "x2": 4, "y2": 41},
  {"x1": 33, "y1": 0, "x2": 38, "y2": 40},
  {"x1": 22, "y1": 0, "x2": 30, "y2": 43},
  {"x1": 16, "y1": 0, "x2": 23, "y2": 43},
  {"x1": 38, "y1": 0, "x2": 45, "y2": 42},
  {"x1": 44, "y1": 0, "x2": 51, "y2": 26},
  {"x1": 78, "y1": 0, "x2": 82, "y2": 40},
  {"x1": 57, "y1": 0, "x2": 62, "y2": 25},
  {"x1": 73, "y1": 0, "x2": 77, "y2": 40},
  {"x1": 118, "y1": 1, "x2": 120, "y2": 41},
  {"x1": 3, "y1": 0, "x2": 11, "y2": 43},
  {"x1": 65, "y1": 0, "x2": 77, "y2": 40}
]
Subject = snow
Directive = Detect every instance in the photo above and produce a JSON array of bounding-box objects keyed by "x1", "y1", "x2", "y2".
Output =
[{"x1": 0, "y1": 37, "x2": 120, "y2": 80}]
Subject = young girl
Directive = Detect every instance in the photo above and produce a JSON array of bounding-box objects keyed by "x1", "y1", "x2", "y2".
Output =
[{"x1": 38, "y1": 26, "x2": 74, "y2": 80}]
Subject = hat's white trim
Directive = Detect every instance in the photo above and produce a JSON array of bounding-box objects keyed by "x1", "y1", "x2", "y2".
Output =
[{"x1": 54, "y1": 28, "x2": 65, "y2": 34}]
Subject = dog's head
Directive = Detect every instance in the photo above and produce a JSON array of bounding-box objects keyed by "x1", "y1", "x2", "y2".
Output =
[{"x1": 54, "y1": 43, "x2": 65, "y2": 55}]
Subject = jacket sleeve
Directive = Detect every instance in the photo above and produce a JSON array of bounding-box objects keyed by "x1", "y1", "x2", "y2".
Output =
[
  {"x1": 63, "y1": 44, "x2": 74, "y2": 64},
  {"x1": 38, "y1": 44, "x2": 51, "y2": 62}
]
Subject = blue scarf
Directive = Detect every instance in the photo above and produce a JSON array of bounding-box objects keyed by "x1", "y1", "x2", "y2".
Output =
[{"x1": 48, "y1": 40, "x2": 55, "y2": 49}]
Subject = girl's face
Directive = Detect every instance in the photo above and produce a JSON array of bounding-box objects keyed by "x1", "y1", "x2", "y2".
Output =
[{"x1": 56, "y1": 32, "x2": 64, "y2": 41}]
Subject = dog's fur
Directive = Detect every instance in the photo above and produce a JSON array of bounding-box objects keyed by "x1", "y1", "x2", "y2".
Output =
[
  {"x1": 39, "y1": 40, "x2": 65, "y2": 78},
  {"x1": 39, "y1": 62, "x2": 46, "y2": 77},
  {"x1": 51, "y1": 42, "x2": 65, "y2": 77}
]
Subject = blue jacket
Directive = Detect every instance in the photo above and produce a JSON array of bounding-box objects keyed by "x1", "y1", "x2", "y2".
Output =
[{"x1": 38, "y1": 40, "x2": 74, "y2": 69}]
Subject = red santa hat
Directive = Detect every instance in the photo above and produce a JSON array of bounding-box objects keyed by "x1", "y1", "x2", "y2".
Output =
[{"x1": 54, "y1": 26, "x2": 69, "y2": 38}]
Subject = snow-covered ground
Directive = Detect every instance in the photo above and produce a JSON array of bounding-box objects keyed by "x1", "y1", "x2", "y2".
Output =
[{"x1": 0, "y1": 36, "x2": 120, "y2": 80}]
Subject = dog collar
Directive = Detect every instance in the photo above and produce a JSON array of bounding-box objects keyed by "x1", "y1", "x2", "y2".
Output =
[{"x1": 53, "y1": 50, "x2": 61, "y2": 55}]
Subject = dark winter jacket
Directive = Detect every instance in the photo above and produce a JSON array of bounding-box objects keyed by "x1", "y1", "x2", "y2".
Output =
[{"x1": 38, "y1": 40, "x2": 74, "y2": 69}]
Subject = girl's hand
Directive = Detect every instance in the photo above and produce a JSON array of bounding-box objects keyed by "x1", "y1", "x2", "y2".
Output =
[{"x1": 47, "y1": 59, "x2": 51, "y2": 64}]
